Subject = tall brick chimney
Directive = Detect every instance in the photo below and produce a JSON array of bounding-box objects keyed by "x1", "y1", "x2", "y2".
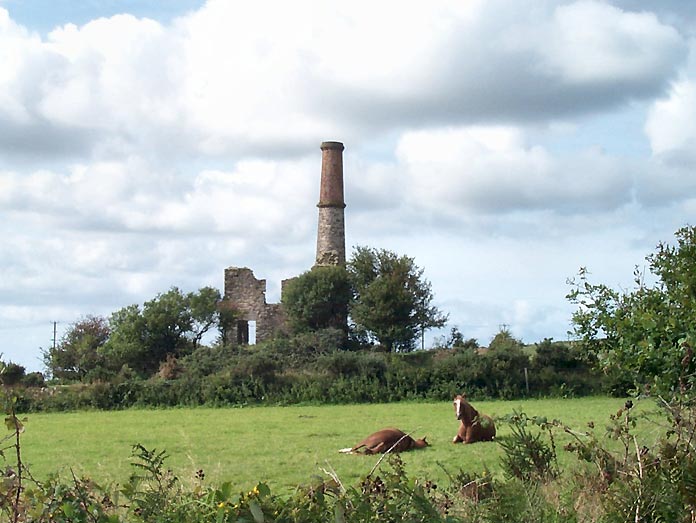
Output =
[{"x1": 315, "y1": 141, "x2": 346, "y2": 266}]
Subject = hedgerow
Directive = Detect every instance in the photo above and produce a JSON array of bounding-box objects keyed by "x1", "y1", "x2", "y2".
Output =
[{"x1": 15, "y1": 338, "x2": 605, "y2": 412}]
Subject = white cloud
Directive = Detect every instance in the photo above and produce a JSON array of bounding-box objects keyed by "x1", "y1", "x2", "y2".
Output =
[
  {"x1": 645, "y1": 67, "x2": 696, "y2": 158},
  {"x1": 0, "y1": 9, "x2": 47, "y2": 124},
  {"x1": 537, "y1": 2, "x2": 682, "y2": 85},
  {"x1": 0, "y1": 1, "x2": 689, "y2": 163},
  {"x1": 359, "y1": 127, "x2": 634, "y2": 220},
  {"x1": 44, "y1": 15, "x2": 180, "y2": 129},
  {"x1": 1, "y1": 154, "x2": 319, "y2": 246}
]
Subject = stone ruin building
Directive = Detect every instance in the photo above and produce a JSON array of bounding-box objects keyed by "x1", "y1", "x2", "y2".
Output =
[{"x1": 223, "y1": 141, "x2": 346, "y2": 346}]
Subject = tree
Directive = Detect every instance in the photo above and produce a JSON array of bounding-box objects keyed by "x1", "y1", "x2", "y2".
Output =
[
  {"x1": 488, "y1": 328, "x2": 524, "y2": 352},
  {"x1": 101, "y1": 286, "x2": 227, "y2": 378},
  {"x1": 435, "y1": 326, "x2": 479, "y2": 350},
  {"x1": 189, "y1": 286, "x2": 231, "y2": 349},
  {"x1": 0, "y1": 362, "x2": 26, "y2": 386},
  {"x1": 482, "y1": 329, "x2": 530, "y2": 396},
  {"x1": 567, "y1": 225, "x2": 696, "y2": 396},
  {"x1": 347, "y1": 246, "x2": 447, "y2": 352},
  {"x1": 45, "y1": 315, "x2": 109, "y2": 381},
  {"x1": 533, "y1": 338, "x2": 584, "y2": 371},
  {"x1": 101, "y1": 303, "x2": 153, "y2": 377},
  {"x1": 281, "y1": 265, "x2": 351, "y2": 335}
]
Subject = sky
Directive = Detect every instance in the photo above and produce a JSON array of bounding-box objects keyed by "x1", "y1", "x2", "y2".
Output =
[{"x1": 1, "y1": 0, "x2": 695, "y2": 373}]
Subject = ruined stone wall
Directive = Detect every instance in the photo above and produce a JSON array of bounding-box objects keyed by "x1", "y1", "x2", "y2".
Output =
[{"x1": 223, "y1": 267, "x2": 286, "y2": 345}]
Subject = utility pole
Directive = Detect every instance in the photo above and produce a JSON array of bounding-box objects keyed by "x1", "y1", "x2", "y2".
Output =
[{"x1": 53, "y1": 321, "x2": 57, "y2": 351}]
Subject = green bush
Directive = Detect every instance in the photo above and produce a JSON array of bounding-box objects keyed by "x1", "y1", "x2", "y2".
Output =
[
  {"x1": 568, "y1": 226, "x2": 696, "y2": 396},
  {"x1": 498, "y1": 411, "x2": 559, "y2": 482},
  {"x1": 21, "y1": 372, "x2": 46, "y2": 388},
  {"x1": 317, "y1": 350, "x2": 363, "y2": 377}
]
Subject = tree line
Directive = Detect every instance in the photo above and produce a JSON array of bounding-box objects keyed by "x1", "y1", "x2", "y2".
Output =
[
  {"x1": 39, "y1": 246, "x2": 446, "y2": 382},
  {"x1": 6, "y1": 225, "x2": 696, "y2": 407}
]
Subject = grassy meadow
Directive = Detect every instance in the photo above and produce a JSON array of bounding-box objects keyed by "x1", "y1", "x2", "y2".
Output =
[{"x1": 18, "y1": 396, "x2": 659, "y2": 495}]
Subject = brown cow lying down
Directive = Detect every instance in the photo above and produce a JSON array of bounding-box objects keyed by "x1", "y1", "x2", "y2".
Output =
[
  {"x1": 452, "y1": 394, "x2": 496, "y2": 443},
  {"x1": 339, "y1": 428, "x2": 428, "y2": 454}
]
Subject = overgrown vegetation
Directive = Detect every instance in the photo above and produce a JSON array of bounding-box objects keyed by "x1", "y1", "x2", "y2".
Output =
[
  {"x1": 32, "y1": 246, "x2": 453, "y2": 396},
  {"x1": 10, "y1": 336, "x2": 602, "y2": 411},
  {"x1": 0, "y1": 241, "x2": 604, "y2": 410},
  {"x1": 567, "y1": 225, "x2": 696, "y2": 396}
]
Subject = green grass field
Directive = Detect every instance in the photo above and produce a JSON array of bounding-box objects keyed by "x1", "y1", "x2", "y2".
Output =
[{"x1": 18, "y1": 396, "x2": 659, "y2": 495}]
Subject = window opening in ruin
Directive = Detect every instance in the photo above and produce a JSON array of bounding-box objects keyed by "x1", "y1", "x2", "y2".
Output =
[
  {"x1": 236, "y1": 320, "x2": 249, "y2": 345},
  {"x1": 248, "y1": 321, "x2": 257, "y2": 345}
]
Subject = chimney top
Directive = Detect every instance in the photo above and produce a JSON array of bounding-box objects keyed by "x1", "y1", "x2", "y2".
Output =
[{"x1": 320, "y1": 141, "x2": 344, "y2": 151}]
